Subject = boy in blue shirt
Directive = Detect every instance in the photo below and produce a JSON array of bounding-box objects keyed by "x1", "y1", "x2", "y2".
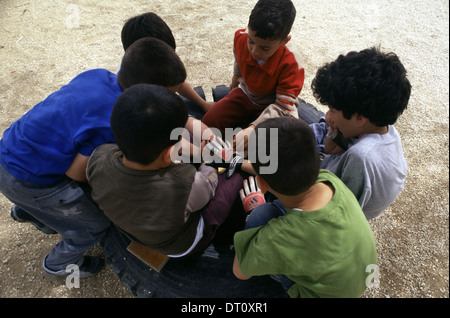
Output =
[{"x1": 0, "y1": 37, "x2": 187, "y2": 278}]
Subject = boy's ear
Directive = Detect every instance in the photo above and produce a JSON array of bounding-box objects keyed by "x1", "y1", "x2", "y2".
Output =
[
  {"x1": 281, "y1": 35, "x2": 291, "y2": 46},
  {"x1": 161, "y1": 145, "x2": 174, "y2": 164},
  {"x1": 355, "y1": 113, "x2": 369, "y2": 127},
  {"x1": 255, "y1": 175, "x2": 269, "y2": 194}
]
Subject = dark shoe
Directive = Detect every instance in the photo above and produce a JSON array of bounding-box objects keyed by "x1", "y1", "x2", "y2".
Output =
[
  {"x1": 10, "y1": 206, "x2": 57, "y2": 234},
  {"x1": 43, "y1": 255, "x2": 104, "y2": 278}
]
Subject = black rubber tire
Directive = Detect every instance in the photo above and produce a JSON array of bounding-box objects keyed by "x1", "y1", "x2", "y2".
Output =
[
  {"x1": 212, "y1": 85, "x2": 230, "y2": 102},
  {"x1": 101, "y1": 225, "x2": 287, "y2": 298}
]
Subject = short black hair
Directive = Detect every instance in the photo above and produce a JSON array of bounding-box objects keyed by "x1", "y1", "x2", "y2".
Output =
[
  {"x1": 311, "y1": 47, "x2": 411, "y2": 126},
  {"x1": 251, "y1": 117, "x2": 320, "y2": 196},
  {"x1": 118, "y1": 37, "x2": 186, "y2": 89},
  {"x1": 248, "y1": 0, "x2": 296, "y2": 40},
  {"x1": 121, "y1": 12, "x2": 176, "y2": 51},
  {"x1": 111, "y1": 84, "x2": 188, "y2": 165}
]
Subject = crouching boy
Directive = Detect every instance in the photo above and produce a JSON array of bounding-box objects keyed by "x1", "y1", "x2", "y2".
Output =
[
  {"x1": 233, "y1": 117, "x2": 377, "y2": 298},
  {"x1": 310, "y1": 47, "x2": 411, "y2": 219},
  {"x1": 87, "y1": 84, "x2": 242, "y2": 257}
]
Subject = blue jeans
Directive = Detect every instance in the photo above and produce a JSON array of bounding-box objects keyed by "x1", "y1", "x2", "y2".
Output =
[
  {"x1": 245, "y1": 199, "x2": 296, "y2": 292},
  {"x1": 245, "y1": 198, "x2": 286, "y2": 229},
  {"x1": 0, "y1": 163, "x2": 111, "y2": 271}
]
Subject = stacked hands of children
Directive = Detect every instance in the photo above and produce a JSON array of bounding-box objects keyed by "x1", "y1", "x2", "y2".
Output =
[{"x1": 204, "y1": 135, "x2": 244, "y2": 179}]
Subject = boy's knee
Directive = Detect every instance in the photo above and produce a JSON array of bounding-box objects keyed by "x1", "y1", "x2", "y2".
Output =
[{"x1": 202, "y1": 111, "x2": 226, "y2": 134}]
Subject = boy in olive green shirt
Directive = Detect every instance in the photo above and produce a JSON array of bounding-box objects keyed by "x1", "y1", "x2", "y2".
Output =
[{"x1": 233, "y1": 118, "x2": 377, "y2": 298}]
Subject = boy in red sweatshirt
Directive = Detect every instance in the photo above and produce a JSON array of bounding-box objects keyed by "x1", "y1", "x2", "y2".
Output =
[{"x1": 202, "y1": 0, "x2": 304, "y2": 150}]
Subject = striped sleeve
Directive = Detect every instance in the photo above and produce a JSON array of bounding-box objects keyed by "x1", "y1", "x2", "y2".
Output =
[{"x1": 251, "y1": 43, "x2": 304, "y2": 127}]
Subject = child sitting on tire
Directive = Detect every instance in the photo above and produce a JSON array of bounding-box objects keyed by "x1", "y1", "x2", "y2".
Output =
[
  {"x1": 233, "y1": 117, "x2": 377, "y2": 298},
  {"x1": 309, "y1": 47, "x2": 411, "y2": 220},
  {"x1": 87, "y1": 84, "x2": 243, "y2": 257}
]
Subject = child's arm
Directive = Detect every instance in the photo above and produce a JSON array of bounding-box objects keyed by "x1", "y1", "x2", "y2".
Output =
[
  {"x1": 230, "y1": 75, "x2": 240, "y2": 90},
  {"x1": 251, "y1": 48, "x2": 305, "y2": 128},
  {"x1": 185, "y1": 116, "x2": 215, "y2": 142},
  {"x1": 324, "y1": 129, "x2": 346, "y2": 154},
  {"x1": 180, "y1": 117, "x2": 216, "y2": 161},
  {"x1": 241, "y1": 160, "x2": 256, "y2": 175},
  {"x1": 230, "y1": 50, "x2": 242, "y2": 90},
  {"x1": 323, "y1": 111, "x2": 347, "y2": 154},
  {"x1": 185, "y1": 164, "x2": 219, "y2": 212},
  {"x1": 233, "y1": 125, "x2": 255, "y2": 156},
  {"x1": 310, "y1": 121, "x2": 346, "y2": 155},
  {"x1": 65, "y1": 153, "x2": 89, "y2": 182},
  {"x1": 178, "y1": 81, "x2": 215, "y2": 112},
  {"x1": 251, "y1": 83, "x2": 303, "y2": 128},
  {"x1": 233, "y1": 255, "x2": 251, "y2": 280}
]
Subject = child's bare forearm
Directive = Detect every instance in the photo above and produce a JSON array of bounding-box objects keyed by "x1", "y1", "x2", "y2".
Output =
[
  {"x1": 178, "y1": 82, "x2": 214, "y2": 112},
  {"x1": 65, "y1": 153, "x2": 90, "y2": 182},
  {"x1": 241, "y1": 160, "x2": 256, "y2": 175}
]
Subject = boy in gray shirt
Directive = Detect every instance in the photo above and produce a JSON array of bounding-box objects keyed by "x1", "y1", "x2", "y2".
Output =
[
  {"x1": 309, "y1": 47, "x2": 411, "y2": 219},
  {"x1": 87, "y1": 84, "x2": 243, "y2": 257}
]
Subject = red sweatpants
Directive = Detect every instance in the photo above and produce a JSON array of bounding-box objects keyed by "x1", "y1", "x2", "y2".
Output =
[{"x1": 202, "y1": 88, "x2": 263, "y2": 133}]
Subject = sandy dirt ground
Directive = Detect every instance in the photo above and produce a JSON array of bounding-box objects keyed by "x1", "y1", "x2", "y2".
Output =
[{"x1": 0, "y1": 0, "x2": 448, "y2": 298}]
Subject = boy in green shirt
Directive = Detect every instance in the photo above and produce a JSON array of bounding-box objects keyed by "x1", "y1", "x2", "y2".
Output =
[{"x1": 233, "y1": 117, "x2": 377, "y2": 298}]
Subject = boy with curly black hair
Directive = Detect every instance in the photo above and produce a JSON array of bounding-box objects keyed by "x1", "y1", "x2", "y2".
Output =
[{"x1": 310, "y1": 47, "x2": 411, "y2": 219}]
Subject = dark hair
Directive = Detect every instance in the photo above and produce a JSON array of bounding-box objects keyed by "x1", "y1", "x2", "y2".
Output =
[
  {"x1": 121, "y1": 12, "x2": 176, "y2": 51},
  {"x1": 111, "y1": 84, "x2": 188, "y2": 165},
  {"x1": 117, "y1": 37, "x2": 186, "y2": 89},
  {"x1": 251, "y1": 117, "x2": 320, "y2": 196},
  {"x1": 248, "y1": 0, "x2": 296, "y2": 40},
  {"x1": 311, "y1": 47, "x2": 411, "y2": 126}
]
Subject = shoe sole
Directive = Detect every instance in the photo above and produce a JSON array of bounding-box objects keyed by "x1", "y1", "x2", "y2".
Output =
[{"x1": 10, "y1": 207, "x2": 57, "y2": 234}]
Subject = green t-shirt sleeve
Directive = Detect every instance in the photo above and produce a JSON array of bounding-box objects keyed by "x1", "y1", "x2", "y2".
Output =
[
  {"x1": 234, "y1": 227, "x2": 266, "y2": 278},
  {"x1": 234, "y1": 224, "x2": 287, "y2": 278}
]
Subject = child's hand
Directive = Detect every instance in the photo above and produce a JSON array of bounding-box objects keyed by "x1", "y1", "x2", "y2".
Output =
[
  {"x1": 230, "y1": 75, "x2": 240, "y2": 90},
  {"x1": 205, "y1": 136, "x2": 243, "y2": 178},
  {"x1": 240, "y1": 176, "x2": 266, "y2": 214},
  {"x1": 325, "y1": 110, "x2": 338, "y2": 132},
  {"x1": 325, "y1": 128, "x2": 350, "y2": 154},
  {"x1": 206, "y1": 136, "x2": 233, "y2": 161}
]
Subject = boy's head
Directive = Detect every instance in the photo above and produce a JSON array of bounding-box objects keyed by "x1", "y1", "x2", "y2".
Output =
[
  {"x1": 121, "y1": 12, "x2": 176, "y2": 51},
  {"x1": 247, "y1": 0, "x2": 296, "y2": 61},
  {"x1": 312, "y1": 47, "x2": 411, "y2": 127},
  {"x1": 249, "y1": 0, "x2": 296, "y2": 40},
  {"x1": 111, "y1": 84, "x2": 188, "y2": 166},
  {"x1": 251, "y1": 117, "x2": 320, "y2": 196},
  {"x1": 118, "y1": 37, "x2": 186, "y2": 89}
]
